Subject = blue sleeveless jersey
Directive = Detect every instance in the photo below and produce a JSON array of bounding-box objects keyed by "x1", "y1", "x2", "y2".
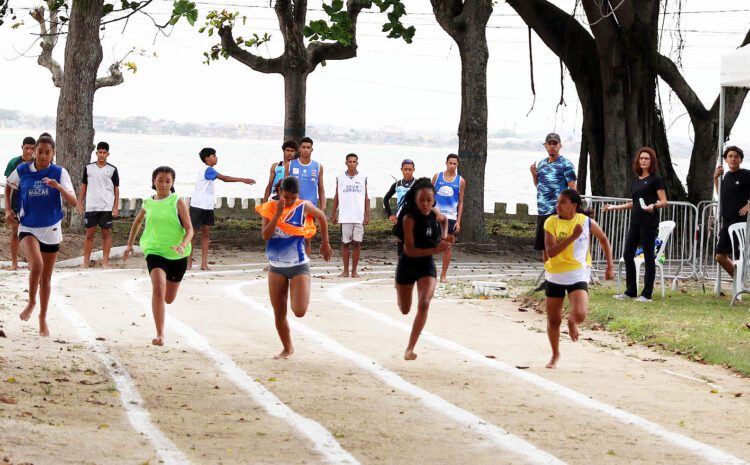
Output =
[
  {"x1": 17, "y1": 162, "x2": 64, "y2": 228},
  {"x1": 272, "y1": 161, "x2": 285, "y2": 191},
  {"x1": 434, "y1": 172, "x2": 461, "y2": 220},
  {"x1": 289, "y1": 159, "x2": 320, "y2": 205},
  {"x1": 266, "y1": 200, "x2": 309, "y2": 267}
]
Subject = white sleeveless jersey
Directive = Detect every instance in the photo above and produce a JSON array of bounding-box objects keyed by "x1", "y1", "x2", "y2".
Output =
[{"x1": 336, "y1": 172, "x2": 367, "y2": 223}]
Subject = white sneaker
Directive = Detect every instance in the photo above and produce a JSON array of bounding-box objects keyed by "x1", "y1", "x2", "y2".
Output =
[
  {"x1": 636, "y1": 296, "x2": 653, "y2": 302},
  {"x1": 613, "y1": 293, "x2": 633, "y2": 300}
]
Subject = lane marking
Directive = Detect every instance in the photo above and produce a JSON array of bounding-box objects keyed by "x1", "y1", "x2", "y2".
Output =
[
  {"x1": 121, "y1": 276, "x2": 361, "y2": 465},
  {"x1": 54, "y1": 271, "x2": 192, "y2": 465},
  {"x1": 329, "y1": 279, "x2": 749, "y2": 465},
  {"x1": 227, "y1": 281, "x2": 567, "y2": 465}
]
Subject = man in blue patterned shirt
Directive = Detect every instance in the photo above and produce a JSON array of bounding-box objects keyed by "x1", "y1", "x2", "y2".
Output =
[{"x1": 530, "y1": 132, "x2": 577, "y2": 275}]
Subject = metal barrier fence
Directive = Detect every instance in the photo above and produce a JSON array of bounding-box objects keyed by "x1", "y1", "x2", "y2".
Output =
[{"x1": 582, "y1": 196, "x2": 699, "y2": 285}]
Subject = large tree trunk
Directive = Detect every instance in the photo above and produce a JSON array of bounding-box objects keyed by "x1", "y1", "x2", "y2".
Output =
[
  {"x1": 56, "y1": 0, "x2": 103, "y2": 228},
  {"x1": 283, "y1": 70, "x2": 308, "y2": 143},
  {"x1": 431, "y1": 0, "x2": 492, "y2": 243}
]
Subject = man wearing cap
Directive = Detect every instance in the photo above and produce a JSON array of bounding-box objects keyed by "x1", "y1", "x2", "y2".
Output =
[
  {"x1": 530, "y1": 133, "x2": 577, "y2": 287},
  {"x1": 4, "y1": 136, "x2": 36, "y2": 270},
  {"x1": 383, "y1": 158, "x2": 416, "y2": 223}
]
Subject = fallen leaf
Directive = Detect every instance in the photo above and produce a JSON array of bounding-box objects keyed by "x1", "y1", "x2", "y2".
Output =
[
  {"x1": 485, "y1": 355, "x2": 496, "y2": 359},
  {"x1": 98, "y1": 423, "x2": 109, "y2": 429},
  {"x1": 735, "y1": 392, "x2": 743, "y2": 397},
  {"x1": 518, "y1": 307, "x2": 529, "y2": 312},
  {"x1": 710, "y1": 389, "x2": 719, "y2": 394},
  {"x1": 79, "y1": 379, "x2": 106, "y2": 385},
  {"x1": 0, "y1": 330, "x2": 6, "y2": 338},
  {"x1": 5, "y1": 377, "x2": 16, "y2": 383},
  {"x1": 0, "y1": 396, "x2": 17, "y2": 404},
  {"x1": 515, "y1": 366, "x2": 530, "y2": 370},
  {"x1": 95, "y1": 337, "x2": 106, "y2": 341},
  {"x1": 86, "y1": 397, "x2": 107, "y2": 405},
  {"x1": 54, "y1": 378, "x2": 69, "y2": 382}
]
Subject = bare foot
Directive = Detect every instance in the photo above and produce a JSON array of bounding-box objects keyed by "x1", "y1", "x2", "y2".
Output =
[
  {"x1": 102, "y1": 262, "x2": 110, "y2": 269},
  {"x1": 152, "y1": 337, "x2": 164, "y2": 346},
  {"x1": 351, "y1": 271, "x2": 360, "y2": 278},
  {"x1": 38, "y1": 318, "x2": 50, "y2": 337},
  {"x1": 567, "y1": 318, "x2": 579, "y2": 342},
  {"x1": 338, "y1": 271, "x2": 349, "y2": 278},
  {"x1": 187, "y1": 261, "x2": 193, "y2": 270},
  {"x1": 273, "y1": 349, "x2": 294, "y2": 359},
  {"x1": 82, "y1": 262, "x2": 90, "y2": 269},
  {"x1": 10, "y1": 263, "x2": 17, "y2": 271},
  {"x1": 546, "y1": 353, "x2": 560, "y2": 369},
  {"x1": 439, "y1": 275, "x2": 447, "y2": 284},
  {"x1": 19, "y1": 301, "x2": 36, "y2": 321},
  {"x1": 201, "y1": 265, "x2": 211, "y2": 271},
  {"x1": 404, "y1": 350, "x2": 418, "y2": 361}
]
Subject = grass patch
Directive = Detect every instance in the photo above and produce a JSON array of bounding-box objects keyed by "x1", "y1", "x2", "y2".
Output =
[
  {"x1": 586, "y1": 286, "x2": 750, "y2": 376},
  {"x1": 519, "y1": 284, "x2": 750, "y2": 375}
]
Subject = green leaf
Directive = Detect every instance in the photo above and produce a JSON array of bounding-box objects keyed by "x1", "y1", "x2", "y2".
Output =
[{"x1": 102, "y1": 4, "x2": 115, "y2": 15}]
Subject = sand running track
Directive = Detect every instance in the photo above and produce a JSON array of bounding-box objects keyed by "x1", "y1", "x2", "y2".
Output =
[{"x1": 1, "y1": 257, "x2": 749, "y2": 465}]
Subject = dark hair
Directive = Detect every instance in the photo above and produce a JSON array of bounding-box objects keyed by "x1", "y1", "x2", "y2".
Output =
[
  {"x1": 36, "y1": 134, "x2": 55, "y2": 149},
  {"x1": 96, "y1": 141, "x2": 110, "y2": 152},
  {"x1": 723, "y1": 145, "x2": 744, "y2": 160},
  {"x1": 151, "y1": 166, "x2": 176, "y2": 193},
  {"x1": 199, "y1": 147, "x2": 216, "y2": 163},
  {"x1": 280, "y1": 176, "x2": 300, "y2": 194},
  {"x1": 393, "y1": 177, "x2": 436, "y2": 240},
  {"x1": 282, "y1": 140, "x2": 298, "y2": 151},
  {"x1": 299, "y1": 137, "x2": 313, "y2": 146},
  {"x1": 22, "y1": 136, "x2": 36, "y2": 146},
  {"x1": 446, "y1": 153, "x2": 459, "y2": 163},
  {"x1": 632, "y1": 146, "x2": 658, "y2": 175},
  {"x1": 559, "y1": 188, "x2": 593, "y2": 217},
  {"x1": 346, "y1": 153, "x2": 358, "y2": 161},
  {"x1": 38, "y1": 132, "x2": 52, "y2": 139}
]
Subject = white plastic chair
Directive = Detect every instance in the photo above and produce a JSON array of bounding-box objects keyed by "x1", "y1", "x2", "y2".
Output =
[
  {"x1": 728, "y1": 222, "x2": 746, "y2": 301},
  {"x1": 616, "y1": 220, "x2": 676, "y2": 298}
]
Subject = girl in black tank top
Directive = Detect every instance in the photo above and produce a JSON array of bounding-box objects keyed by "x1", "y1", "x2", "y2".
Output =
[{"x1": 393, "y1": 178, "x2": 452, "y2": 361}]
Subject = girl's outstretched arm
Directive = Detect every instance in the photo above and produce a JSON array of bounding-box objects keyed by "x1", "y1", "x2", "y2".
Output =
[
  {"x1": 124, "y1": 208, "x2": 147, "y2": 261},
  {"x1": 304, "y1": 201, "x2": 332, "y2": 261}
]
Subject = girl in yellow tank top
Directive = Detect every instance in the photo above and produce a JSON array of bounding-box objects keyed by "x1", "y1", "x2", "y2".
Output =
[{"x1": 542, "y1": 189, "x2": 614, "y2": 369}]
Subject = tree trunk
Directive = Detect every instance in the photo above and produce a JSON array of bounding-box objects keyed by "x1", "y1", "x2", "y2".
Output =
[
  {"x1": 56, "y1": 0, "x2": 103, "y2": 229},
  {"x1": 455, "y1": 29, "x2": 489, "y2": 242},
  {"x1": 283, "y1": 70, "x2": 308, "y2": 143}
]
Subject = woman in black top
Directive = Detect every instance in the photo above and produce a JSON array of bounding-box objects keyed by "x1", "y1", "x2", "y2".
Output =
[
  {"x1": 604, "y1": 147, "x2": 668, "y2": 301},
  {"x1": 394, "y1": 178, "x2": 451, "y2": 360},
  {"x1": 713, "y1": 146, "x2": 750, "y2": 277}
]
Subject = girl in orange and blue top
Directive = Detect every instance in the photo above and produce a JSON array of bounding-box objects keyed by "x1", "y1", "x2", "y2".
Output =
[
  {"x1": 543, "y1": 189, "x2": 614, "y2": 369},
  {"x1": 256, "y1": 176, "x2": 332, "y2": 359}
]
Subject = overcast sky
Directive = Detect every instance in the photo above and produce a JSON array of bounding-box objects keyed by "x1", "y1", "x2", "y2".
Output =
[{"x1": 1, "y1": 0, "x2": 750, "y2": 148}]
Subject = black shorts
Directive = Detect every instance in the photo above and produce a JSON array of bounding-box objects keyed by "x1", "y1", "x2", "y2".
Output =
[
  {"x1": 716, "y1": 221, "x2": 744, "y2": 257},
  {"x1": 18, "y1": 232, "x2": 59, "y2": 253},
  {"x1": 146, "y1": 254, "x2": 189, "y2": 282},
  {"x1": 10, "y1": 189, "x2": 19, "y2": 215},
  {"x1": 395, "y1": 255, "x2": 436, "y2": 285},
  {"x1": 190, "y1": 206, "x2": 215, "y2": 228},
  {"x1": 84, "y1": 211, "x2": 113, "y2": 229},
  {"x1": 545, "y1": 281, "x2": 588, "y2": 298},
  {"x1": 534, "y1": 214, "x2": 553, "y2": 251},
  {"x1": 447, "y1": 219, "x2": 457, "y2": 235}
]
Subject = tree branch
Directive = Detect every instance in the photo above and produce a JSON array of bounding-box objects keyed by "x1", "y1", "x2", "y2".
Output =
[
  {"x1": 656, "y1": 52, "x2": 708, "y2": 120},
  {"x1": 307, "y1": 0, "x2": 370, "y2": 70},
  {"x1": 430, "y1": 0, "x2": 464, "y2": 39},
  {"x1": 95, "y1": 63, "x2": 124, "y2": 89},
  {"x1": 506, "y1": 0, "x2": 597, "y2": 82},
  {"x1": 30, "y1": 3, "x2": 63, "y2": 88},
  {"x1": 218, "y1": 25, "x2": 284, "y2": 74},
  {"x1": 293, "y1": 0, "x2": 307, "y2": 26}
]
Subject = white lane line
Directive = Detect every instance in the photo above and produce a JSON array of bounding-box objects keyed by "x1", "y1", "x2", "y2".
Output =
[
  {"x1": 120, "y1": 277, "x2": 361, "y2": 465},
  {"x1": 227, "y1": 281, "x2": 567, "y2": 465},
  {"x1": 54, "y1": 272, "x2": 192, "y2": 465},
  {"x1": 661, "y1": 370, "x2": 724, "y2": 391},
  {"x1": 329, "y1": 279, "x2": 749, "y2": 465}
]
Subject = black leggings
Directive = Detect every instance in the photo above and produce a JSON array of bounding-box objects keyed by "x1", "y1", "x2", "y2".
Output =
[{"x1": 622, "y1": 222, "x2": 658, "y2": 299}]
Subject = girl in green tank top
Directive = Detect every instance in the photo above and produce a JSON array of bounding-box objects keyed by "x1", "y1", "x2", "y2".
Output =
[{"x1": 124, "y1": 166, "x2": 194, "y2": 346}]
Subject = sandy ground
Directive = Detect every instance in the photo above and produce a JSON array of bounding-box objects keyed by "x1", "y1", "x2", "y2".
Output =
[{"x1": 1, "y1": 253, "x2": 749, "y2": 465}]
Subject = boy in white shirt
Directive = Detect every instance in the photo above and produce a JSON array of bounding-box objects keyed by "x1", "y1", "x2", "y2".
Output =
[
  {"x1": 189, "y1": 147, "x2": 255, "y2": 270},
  {"x1": 332, "y1": 153, "x2": 369, "y2": 278},
  {"x1": 77, "y1": 141, "x2": 119, "y2": 268}
]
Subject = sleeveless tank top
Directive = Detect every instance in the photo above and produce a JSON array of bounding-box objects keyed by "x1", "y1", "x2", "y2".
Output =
[
  {"x1": 289, "y1": 159, "x2": 320, "y2": 205},
  {"x1": 543, "y1": 213, "x2": 591, "y2": 285},
  {"x1": 140, "y1": 193, "x2": 192, "y2": 260},
  {"x1": 256, "y1": 199, "x2": 316, "y2": 267},
  {"x1": 434, "y1": 172, "x2": 461, "y2": 220},
  {"x1": 17, "y1": 162, "x2": 64, "y2": 228}
]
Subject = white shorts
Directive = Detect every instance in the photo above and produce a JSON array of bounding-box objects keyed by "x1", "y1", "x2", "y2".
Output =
[{"x1": 341, "y1": 223, "x2": 364, "y2": 244}]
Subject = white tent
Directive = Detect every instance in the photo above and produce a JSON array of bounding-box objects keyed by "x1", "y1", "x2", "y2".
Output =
[{"x1": 717, "y1": 45, "x2": 750, "y2": 299}]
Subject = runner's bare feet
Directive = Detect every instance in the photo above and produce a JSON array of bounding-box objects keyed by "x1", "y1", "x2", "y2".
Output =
[
  {"x1": 351, "y1": 271, "x2": 360, "y2": 278},
  {"x1": 187, "y1": 261, "x2": 193, "y2": 270},
  {"x1": 404, "y1": 350, "x2": 418, "y2": 361},
  {"x1": 152, "y1": 337, "x2": 164, "y2": 346},
  {"x1": 201, "y1": 265, "x2": 211, "y2": 271},
  {"x1": 38, "y1": 317, "x2": 49, "y2": 337},
  {"x1": 567, "y1": 318, "x2": 579, "y2": 342},
  {"x1": 338, "y1": 271, "x2": 349, "y2": 278},
  {"x1": 19, "y1": 301, "x2": 35, "y2": 321},
  {"x1": 439, "y1": 275, "x2": 447, "y2": 283},
  {"x1": 273, "y1": 349, "x2": 294, "y2": 359},
  {"x1": 10, "y1": 263, "x2": 17, "y2": 271},
  {"x1": 102, "y1": 262, "x2": 110, "y2": 269},
  {"x1": 546, "y1": 353, "x2": 560, "y2": 369}
]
